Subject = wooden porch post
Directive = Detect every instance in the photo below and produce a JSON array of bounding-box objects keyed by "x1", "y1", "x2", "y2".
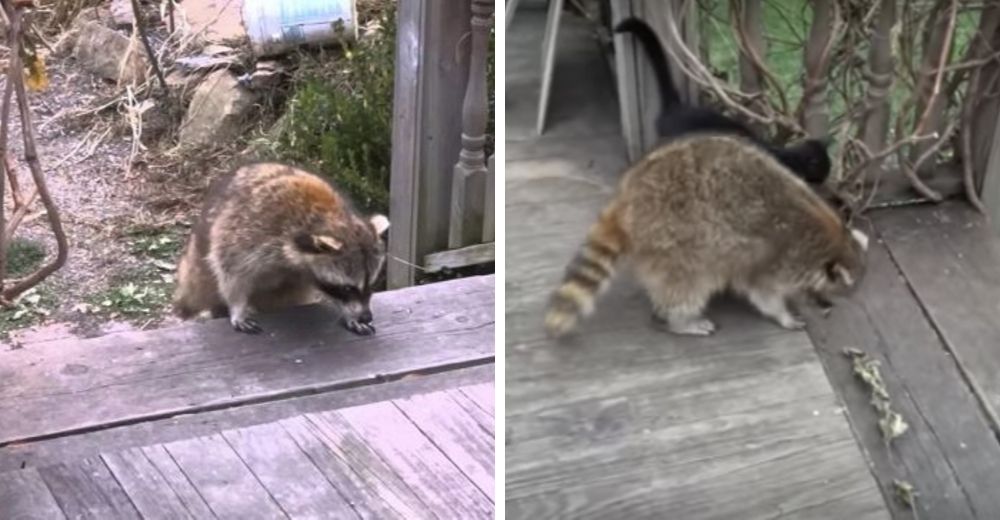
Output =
[
  {"x1": 981, "y1": 108, "x2": 1000, "y2": 224},
  {"x1": 388, "y1": 1, "x2": 473, "y2": 288},
  {"x1": 449, "y1": 0, "x2": 494, "y2": 248}
]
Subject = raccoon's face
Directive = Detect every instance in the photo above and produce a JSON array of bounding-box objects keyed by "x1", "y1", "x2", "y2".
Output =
[
  {"x1": 293, "y1": 214, "x2": 390, "y2": 327},
  {"x1": 811, "y1": 227, "x2": 869, "y2": 298}
]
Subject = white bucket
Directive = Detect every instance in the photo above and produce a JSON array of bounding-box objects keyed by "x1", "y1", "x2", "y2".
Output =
[{"x1": 242, "y1": 0, "x2": 358, "y2": 57}]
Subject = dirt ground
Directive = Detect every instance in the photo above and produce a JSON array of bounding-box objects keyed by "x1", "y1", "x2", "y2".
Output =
[
  {"x1": 0, "y1": 40, "x2": 193, "y2": 346},
  {"x1": 0, "y1": 0, "x2": 273, "y2": 347}
]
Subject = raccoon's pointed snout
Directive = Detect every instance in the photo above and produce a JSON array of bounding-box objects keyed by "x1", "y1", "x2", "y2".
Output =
[{"x1": 359, "y1": 309, "x2": 373, "y2": 324}]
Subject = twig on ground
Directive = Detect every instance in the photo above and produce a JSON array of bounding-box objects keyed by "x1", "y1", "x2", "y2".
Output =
[{"x1": 843, "y1": 347, "x2": 910, "y2": 444}]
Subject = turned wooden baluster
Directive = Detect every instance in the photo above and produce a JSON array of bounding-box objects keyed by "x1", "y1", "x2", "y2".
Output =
[{"x1": 449, "y1": 0, "x2": 494, "y2": 249}]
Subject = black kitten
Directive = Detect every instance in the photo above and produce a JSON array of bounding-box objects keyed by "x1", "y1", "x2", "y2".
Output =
[{"x1": 615, "y1": 18, "x2": 831, "y2": 185}]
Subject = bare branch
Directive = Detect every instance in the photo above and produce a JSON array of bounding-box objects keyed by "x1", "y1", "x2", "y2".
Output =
[
  {"x1": 858, "y1": 0, "x2": 896, "y2": 181},
  {"x1": 907, "y1": 0, "x2": 958, "y2": 180},
  {"x1": 798, "y1": 0, "x2": 842, "y2": 137},
  {"x1": 961, "y1": 66, "x2": 987, "y2": 213}
]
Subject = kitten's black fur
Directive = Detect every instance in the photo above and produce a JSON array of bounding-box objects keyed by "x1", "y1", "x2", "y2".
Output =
[{"x1": 615, "y1": 18, "x2": 831, "y2": 185}]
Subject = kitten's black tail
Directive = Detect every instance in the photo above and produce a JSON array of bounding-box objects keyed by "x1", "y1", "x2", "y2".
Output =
[{"x1": 615, "y1": 17, "x2": 681, "y2": 110}]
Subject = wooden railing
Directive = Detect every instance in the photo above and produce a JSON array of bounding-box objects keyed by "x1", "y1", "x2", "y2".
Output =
[{"x1": 388, "y1": 0, "x2": 495, "y2": 288}]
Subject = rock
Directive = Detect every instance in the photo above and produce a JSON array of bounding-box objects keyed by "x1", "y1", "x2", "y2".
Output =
[
  {"x1": 175, "y1": 54, "x2": 239, "y2": 72},
  {"x1": 202, "y1": 44, "x2": 237, "y2": 56},
  {"x1": 178, "y1": 69, "x2": 258, "y2": 149},
  {"x1": 110, "y1": 0, "x2": 135, "y2": 27},
  {"x1": 71, "y1": 5, "x2": 113, "y2": 30},
  {"x1": 53, "y1": 6, "x2": 112, "y2": 57},
  {"x1": 73, "y1": 21, "x2": 147, "y2": 83},
  {"x1": 236, "y1": 60, "x2": 287, "y2": 90},
  {"x1": 165, "y1": 70, "x2": 206, "y2": 92}
]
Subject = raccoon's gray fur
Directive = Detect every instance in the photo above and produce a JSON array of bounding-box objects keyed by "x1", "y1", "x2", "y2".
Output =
[
  {"x1": 545, "y1": 134, "x2": 868, "y2": 337},
  {"x1": 173, "y1": 163, "x2": 390, "y2": 334}
]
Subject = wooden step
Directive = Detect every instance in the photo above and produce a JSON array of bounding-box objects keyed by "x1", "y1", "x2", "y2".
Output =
[{"x1": 0, "y1": 275, "x2": 495, "y2": 447}]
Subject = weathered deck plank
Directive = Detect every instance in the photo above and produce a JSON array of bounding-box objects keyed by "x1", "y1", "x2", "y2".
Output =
[
  {"x1": 101, "y1": 447, "x2": 210, "y2": 519},
  {"x1": 801, "y1": 236, "x2": 1000, "y2": 519},
  {"x1": 0, "y1": 275, "x2": 494, "y2": 445},
  {"x1": 280, "y1": 414, "x2": 427, "y2": 519},
  {"x1": 322, "y1": 402, "x2": 493, "y2": 519},
  {"x1": 0, "y1": 380, "x2": 495, "y2": 519},
  {"x1": 395, "y1": 390, "x2": 495, "y2": 500},
  {"x1": 875, "y1": 202, "x2": 1000, "y2": 427},
  {"x1": 223, "y1": 422, "x2": 359, "y2": 519},
  {"x1": 0, "y1": 467, "x2": 66, "y2": 520},
  {"x1": 0, "y1": 364, "x2": 491, "y2": 473},
  {"x1": 449, "y1": 387, "x2": 494, "y2": 435},
  {"x1": 163, "y1": 433, "x2": 286, "y2": 519},
  {"x1": 37, "y1": 458, "x2": 139, "y2": 519},
  {"x1": 457, "y1": 382, "x2": 495, "y2": 416},
  {"x1": 132, "y1": 445, "x2": 216, "y2": 518}
]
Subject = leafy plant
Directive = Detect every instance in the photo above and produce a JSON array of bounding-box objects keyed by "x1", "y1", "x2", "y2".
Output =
[
  {"x1": 0, "y1": 286, "x2": 53, "y2": 334},
  {"x1": 6, "y1": 238, "x2": 45, "y2": 277},
  {"x1": 89, "y1": 263, "x2": 174, "y2": 320},
  {"x1": 93, "y1": 279, "x2": 171, "y2": 318},
  {"x1": 273, "y1": 6, "x2": 397, "y2": 213},
  {"x1": 130, "y1": 233, "x2": 181, "y2": 261}
]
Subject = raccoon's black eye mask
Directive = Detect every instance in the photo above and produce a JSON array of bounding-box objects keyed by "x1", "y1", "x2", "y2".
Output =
[{"x1": 318, "y1": 282, "x2": 366, "y2": 302}]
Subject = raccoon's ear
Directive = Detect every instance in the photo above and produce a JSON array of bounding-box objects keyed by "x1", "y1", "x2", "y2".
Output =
[
  {"x1": 825, "y1": 261, "x2": 856, "y2": 287},
  {"x1": 294, "y1": 233, "x2": 342, "y2": 254},
  {"x1": 370, "y1": 214, "x2": 390, "y2": 236}
]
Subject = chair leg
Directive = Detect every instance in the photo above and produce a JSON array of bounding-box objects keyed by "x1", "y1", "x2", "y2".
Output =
[
  {"x1": 505, "y1": 0, "x2": 522, "y2": 31},
  {"x1": 536, "y1": 0, "x2": 564, "y2": 135}
]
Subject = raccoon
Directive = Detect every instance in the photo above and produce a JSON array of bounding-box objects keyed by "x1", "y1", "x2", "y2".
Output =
[
  {"x1": 173, "y1": 162, "x2": 390, "y2": 335},
  {"x1": 544, "y1": 134, "x2": 868, "y2": 337},
  {"x1": 614, "y1": 17, "x2": 831, "y2": 185}
]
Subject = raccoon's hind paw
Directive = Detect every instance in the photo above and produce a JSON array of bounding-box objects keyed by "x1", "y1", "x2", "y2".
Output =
[
  {"x1": 672, "y1": 318, "x2": 716, "y2": 336},
  {"x1": 343, "y1": 319, "x2": 376, "y2": 336},
  {"x1": 655, "y1": 315, "x2": 716, "y2": 336},
  {"x1": 232, "y1": 317, "x2": 263, "y2": 334}
]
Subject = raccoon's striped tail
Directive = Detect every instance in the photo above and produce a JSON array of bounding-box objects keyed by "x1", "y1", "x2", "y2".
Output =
[{"x1": 545, "y1": 204, "x2": 628, "y2": 338}]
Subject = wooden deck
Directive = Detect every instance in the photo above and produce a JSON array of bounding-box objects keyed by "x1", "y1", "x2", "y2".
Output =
[
  {"x1": 0, "y1": 275, "x2": 495, "y2": 519},
  {"x1": 507, "y1": 4, "x2": 1000, "y2": 519}
]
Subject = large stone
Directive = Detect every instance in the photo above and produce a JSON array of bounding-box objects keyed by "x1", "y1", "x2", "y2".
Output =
[
  {"x1": 178, "y1": 69, "x2": 258, "y2": 149},
  {"x1": 73, "y1": 21, "x2": 147, "y2": 83},
  {"x1": 109, "y1": 0, "x2": 135, "y2": 27}
]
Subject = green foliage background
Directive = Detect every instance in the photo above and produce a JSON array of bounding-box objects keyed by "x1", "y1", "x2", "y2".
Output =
[{"x1": 272, "y1": 5, "x2": 496, "y2": 215}]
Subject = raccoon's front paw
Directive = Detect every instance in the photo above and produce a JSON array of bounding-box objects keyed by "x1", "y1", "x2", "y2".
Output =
[
  {"x1": 777, "y1": 314, "x2": 806, "y2": 330},
  {"x1": 232, "y1": 317, "x2": 263, "y2": 334},
  {"x1": 343, "y1": 319, "x2": 376, "y2": 336}
]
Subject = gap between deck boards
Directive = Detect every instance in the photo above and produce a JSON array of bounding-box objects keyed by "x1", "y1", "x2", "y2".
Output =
[
  {"x1": 880, "y1": 230, "x2": 1000, "y2": 443},
  {"x1": 1, "y1": 356, "x2": 494, "y2": 448}
]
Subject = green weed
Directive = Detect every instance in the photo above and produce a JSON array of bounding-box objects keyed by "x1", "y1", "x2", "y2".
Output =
[
  {"x1": 0, "y1": 286, "x2": 54, "y2": 335},
  {"x1": 6, "y1": 238, "x2": 45, "y2": 277},
  {"x1": 90, "y1": 266, "x2": 173, "y2": 319}
]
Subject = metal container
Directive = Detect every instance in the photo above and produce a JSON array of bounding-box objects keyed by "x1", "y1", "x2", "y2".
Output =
[{"x1": 242, "y1": 0, "x2": 358, "y2": 57}]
